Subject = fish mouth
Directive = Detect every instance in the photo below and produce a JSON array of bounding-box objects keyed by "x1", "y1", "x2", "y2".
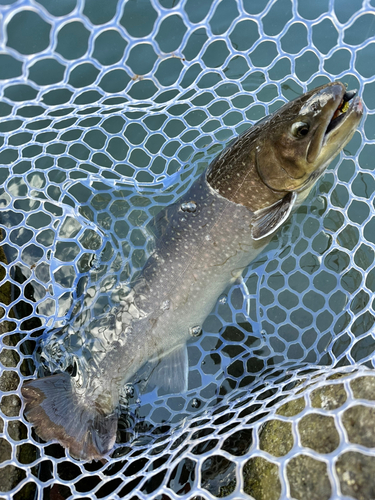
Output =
[
  {"x1": 298, "y1": 86, "x2": 362, "y2": 192},
  {"x1": 325, "y1": 88, "x2": 361, "y2": 136}
]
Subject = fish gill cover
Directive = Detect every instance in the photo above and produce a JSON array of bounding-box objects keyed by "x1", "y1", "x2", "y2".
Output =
[{"x1": 0, "y1": 0, "x2": 374, "y2": 499}]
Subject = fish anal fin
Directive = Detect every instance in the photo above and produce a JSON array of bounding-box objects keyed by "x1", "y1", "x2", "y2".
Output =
[
  {"x1": 21, "y1": 373, "x2": 117, "y2": 461},
  {"x1": 145, "y1": 344, "x2": 189, "y2": 395},
  {"x1": 251, "y1": 191, "x2": 297, "y2": 240}
]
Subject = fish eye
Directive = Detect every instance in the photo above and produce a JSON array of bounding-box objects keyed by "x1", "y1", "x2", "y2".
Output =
[{"x1": 291, "y1": 121, "x2": 310, "y2": 138}]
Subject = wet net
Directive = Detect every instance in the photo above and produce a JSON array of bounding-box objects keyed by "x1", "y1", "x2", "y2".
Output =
[{"x1": 1, "y1": 0, "x2": 375, "y2": 498}]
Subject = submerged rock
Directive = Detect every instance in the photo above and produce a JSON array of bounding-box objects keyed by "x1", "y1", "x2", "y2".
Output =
[{"x1": 243, "y1": 371, "x2": 375, "y2": 500}]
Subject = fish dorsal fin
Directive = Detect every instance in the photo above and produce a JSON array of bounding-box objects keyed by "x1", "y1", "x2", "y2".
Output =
[
  {"x1": 251, "y1": 191, "x2": 297, "y2": 240},
  {"x1": 144, "y1": 344, "x2": 189, "y2": 395}
]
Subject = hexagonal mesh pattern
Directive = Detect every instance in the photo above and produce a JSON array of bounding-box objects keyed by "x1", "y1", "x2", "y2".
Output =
[{"x1": 1, "y1": 0, "x2": 375, "y2": 498}]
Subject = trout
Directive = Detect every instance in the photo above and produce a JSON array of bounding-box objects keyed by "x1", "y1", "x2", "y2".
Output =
[{"x1": 22, "y1": 81, "x2": 363, "y2": 460}]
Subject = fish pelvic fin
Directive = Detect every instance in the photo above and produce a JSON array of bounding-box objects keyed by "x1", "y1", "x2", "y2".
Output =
[{"x1": 21, "y1": 373, "x2": 117, "y2": 461}]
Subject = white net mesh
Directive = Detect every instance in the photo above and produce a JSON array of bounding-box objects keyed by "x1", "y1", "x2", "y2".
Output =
[{"x1": 1, "y1": 0, "x2": 375, "y2": 498}]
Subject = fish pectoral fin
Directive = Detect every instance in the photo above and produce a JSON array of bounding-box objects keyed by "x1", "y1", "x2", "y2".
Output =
[
  {"x1": 251, "y1": 191, "x2": 297, "y2": 240},
  {"x1": 144, "y1": 344, "x2": 189, "y2": 395}
]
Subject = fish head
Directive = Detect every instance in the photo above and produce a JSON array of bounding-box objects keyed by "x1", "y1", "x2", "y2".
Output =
[{"x1": 256, "y1": 81, "x2": 363, "y2": 193}]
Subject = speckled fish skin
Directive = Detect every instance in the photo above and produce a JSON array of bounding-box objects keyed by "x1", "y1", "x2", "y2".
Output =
[{"x1": 21, "y1": 81, "x2": 363, "y2": 461}]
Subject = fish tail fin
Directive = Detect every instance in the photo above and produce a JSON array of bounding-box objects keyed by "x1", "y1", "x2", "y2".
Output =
[{"x1": 21, "y1": 373, "x2": 117, "y2": 461}]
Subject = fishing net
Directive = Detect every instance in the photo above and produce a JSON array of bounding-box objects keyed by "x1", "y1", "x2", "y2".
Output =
[{"x1": 1, "y1": 0, "x2": 375, "y2": 498}]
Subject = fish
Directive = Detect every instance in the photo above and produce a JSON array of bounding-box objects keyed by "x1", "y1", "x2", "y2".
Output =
[{"x1": 21, "y1": 81, "x2": 363, "y2": 461}]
